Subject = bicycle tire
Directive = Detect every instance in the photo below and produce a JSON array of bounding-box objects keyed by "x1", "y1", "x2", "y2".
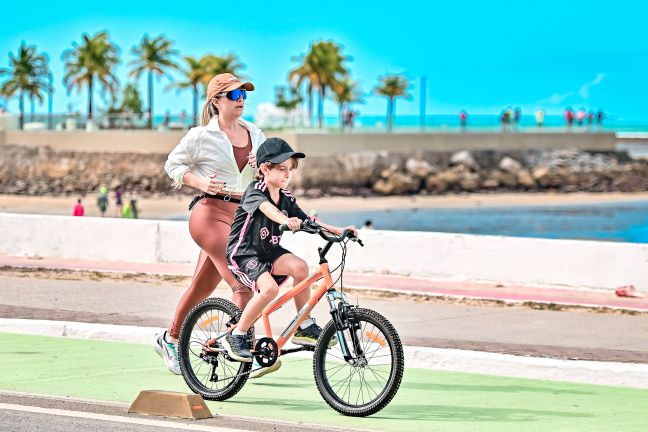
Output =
[
  {"x1": 178, "y1": 297, "x2": 252, "y2": 401},
  {"x1": 313, "y1": 308, "x2": 404, "y2": 416}
]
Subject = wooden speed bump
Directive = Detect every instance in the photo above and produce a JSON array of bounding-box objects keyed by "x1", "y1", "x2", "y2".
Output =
[{"x1": 128, "y1": 390, "x2": 212, "y2": 419}]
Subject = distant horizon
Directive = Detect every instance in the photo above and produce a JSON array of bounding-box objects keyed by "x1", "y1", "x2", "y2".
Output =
[{"x1": 2, "y1": 1, "x2": 647, "y2": 121}]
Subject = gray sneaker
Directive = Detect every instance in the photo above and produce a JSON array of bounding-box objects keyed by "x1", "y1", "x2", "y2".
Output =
[
  {"x1": 222, "y1": 333, "x2": 253, "y2": 362},
  {"x1": 153, "y1": 331, "x2": 181, "y2": 375}
]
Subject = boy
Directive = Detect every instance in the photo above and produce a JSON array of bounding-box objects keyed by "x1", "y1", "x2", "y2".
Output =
[{"x1": 224, "y1": 137, "x2": 355, "y2": 362}]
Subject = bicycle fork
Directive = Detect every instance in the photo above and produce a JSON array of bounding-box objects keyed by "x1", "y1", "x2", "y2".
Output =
[{"x1": 326, "y1": 291, "x2": 364, "y2": 365}]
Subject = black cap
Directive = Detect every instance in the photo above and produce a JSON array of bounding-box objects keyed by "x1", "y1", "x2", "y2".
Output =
[{"x1": 256, "y1": 138, "x2": 305, "y2": 165}]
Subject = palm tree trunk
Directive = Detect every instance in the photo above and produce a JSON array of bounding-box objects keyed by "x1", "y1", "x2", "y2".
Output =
[
  {"x1": 19, "y1": 91, "x2": 24, "y2": 130},
  {"x1": 148, "y1": 70, "x2": 153, "y2": 129},
  {"x1": 387, "y1": 97, "x2": 394, "y2": 132},
  {"x1": 192, "y1": 84, "x2": 198, "y2": 127},
  {"x1": 318, "y1": 85, "x2": 325, "y2": 129},
  {"x1": 88, "y1": 79, "x2": 94, "y2": 120},
  {"x1": 307, "y1": 84, "x2": 313, "y2": 127},
  {"x1": 30, "y1": 96, "x2": 35, "y2": 122}
]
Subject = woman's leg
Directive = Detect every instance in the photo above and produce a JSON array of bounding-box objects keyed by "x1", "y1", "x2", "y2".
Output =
[{"x1": 168, "y1": 249, "x2": 221, "y2": 339}]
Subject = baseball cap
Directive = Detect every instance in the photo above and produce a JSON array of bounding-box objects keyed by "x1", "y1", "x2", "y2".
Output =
[
  {"x1": 207, "y1": 73, "x2": 254, "y2": 100},
  {"x1": 256, "y1": 138, "x2": 305, "y2": 165}
]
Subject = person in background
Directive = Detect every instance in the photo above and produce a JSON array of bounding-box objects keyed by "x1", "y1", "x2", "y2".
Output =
[
  {"x1": 459, "y1": 110, "x2": 468, "y2": 130},
  {"x1": 577, "y1": 108, "x2": 587, "y2": 126},
  {"x1": 535, "y1": 109, "x2": 545, "y2": 128},
  {"x1": 73, "y1": 198, "x2": 85, "y2": 217},
  {"x1": 130, "y1": 191, "x2": 139, "y2": 219},
  {"x1": 513, "y1": 107, "x2": 521, "y2": 131},
  {"x1": 596, "y1": 110, "x2": 605, "y2": 128},
  {"x1": 97, "y1": 186, "x2": 109, "y2": 217},
  {"x1": 364, "y1": 219, "x2": 374, "y2": 230},
  {"x1": 114, "y1": 186, "x2": 124, "y2": 217},
  {"x1": 564, "y1": 107, "x2": 575, "y2": 129},
  {"x1": 587, "y1": 110, "x2": 595, "y2": 128}
]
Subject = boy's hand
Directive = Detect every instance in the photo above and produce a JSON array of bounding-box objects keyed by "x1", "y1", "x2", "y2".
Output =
[
  {"x1": 344, "y1": 225, "x2": 358, "y2": 236},
  {"x1": 287, "y1": 217, "x2": 302, "y2": 231}
]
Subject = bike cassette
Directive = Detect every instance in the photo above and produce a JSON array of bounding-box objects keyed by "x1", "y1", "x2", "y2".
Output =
[{"x1": 254, "y1": 337, "x2": 278, "y2": 367}]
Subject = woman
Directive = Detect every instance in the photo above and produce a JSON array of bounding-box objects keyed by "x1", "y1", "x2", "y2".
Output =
[{"x1": 155, "y1": 73, "x2": 265, "y2": 375}]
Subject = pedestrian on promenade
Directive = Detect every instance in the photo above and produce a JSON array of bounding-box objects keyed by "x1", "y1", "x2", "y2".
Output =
[
  {"x1": 577, "y1": 108, "x2": 586, "y2": 126},
  {"x1": 72, "y1": 198, "x2": 84, "y2": 217},
  {"x1": 513, "y1": 107, "x2": 521, "y2": 131},
  {"x1": 564, "y1": 107, "x2": 575, "y2": 129},
  {"x1": 535, "y1": 109, "x2": 545, "y2": 128},
  {"x1": 597, "y1": 109, "x2": 605, "y2": 128},
  {"x1": 459, "y1": 110, "x2": 468, "y2": 130},
  {"x1": 114, "y1": 186, "x2": 124, "y2": 217},
  {"x1": 130, "y1": 191, "x2": 139, "y2": 219},
  {"x1": 97, "y1": 186, "x2": 109, "y2": 217},
  {"x1": 221, "y1": 138, "x2": 356, "y2": 363},
  {"x1": 156, "y1": 73, "x2": 267, "y2": 376}
]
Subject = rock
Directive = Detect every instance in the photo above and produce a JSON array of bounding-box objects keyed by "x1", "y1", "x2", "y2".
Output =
[
  {"x1": 516, "y1": 170, "x2": 536, "y2": 189},
  {"x1": 405, "y1": 158, "x2": 436, "y2": 178},
  {"x1": 450, "y1": 150, "x2": 479, "y2": 170},
  {"x1": 425, "y1": 174, "x2": 448, "y2": 194},
  {"x1": 373, "y1": 172, "x2": 419, "y2": 195},
  {"x1": 499, "y1": 156, "x2": 523, "y2": 173},
  {"x1": 459, "y1": 172, "x2": 481, "y2": 191},
  {"x1": 379, "y1": 164, "x2": 399, "y2": 179},
  {"x1": 482, "y1": 178, "x2": 500, "y2": 189}
]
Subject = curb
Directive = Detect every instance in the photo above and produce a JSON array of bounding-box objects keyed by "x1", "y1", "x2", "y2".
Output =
[{"x1": 2, "y1": 318, "x2": 647, "y2": 390}]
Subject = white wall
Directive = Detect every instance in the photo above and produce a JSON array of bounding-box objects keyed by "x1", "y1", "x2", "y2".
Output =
[{"x1": 1, "y1": 213, "x2": 645, "y2": 290}]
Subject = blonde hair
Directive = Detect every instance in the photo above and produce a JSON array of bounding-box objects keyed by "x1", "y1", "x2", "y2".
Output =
[
  {"x1": 200, "y1": 99, "x2": 219, "y2": 126},
  {"x1": 255, "y1": 157, "x2": 300, "y2": 180}
]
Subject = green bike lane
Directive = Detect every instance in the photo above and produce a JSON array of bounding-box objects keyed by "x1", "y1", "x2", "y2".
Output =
[{"x1": 2, "y1": 333, "x2": 647, "y2": 432}]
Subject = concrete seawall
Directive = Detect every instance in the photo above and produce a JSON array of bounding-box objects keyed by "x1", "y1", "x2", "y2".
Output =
[
  {"x1": 1, "y1": 130, "x2": 617, "y2": 154},
  {"x1": 1, "y1": 213, "x2": 645, "y2": 290}
]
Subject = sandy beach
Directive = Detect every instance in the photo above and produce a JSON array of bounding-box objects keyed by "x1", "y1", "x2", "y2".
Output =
[{"x1": 1, "y1": 191, "x2": 648, "y2": 220}]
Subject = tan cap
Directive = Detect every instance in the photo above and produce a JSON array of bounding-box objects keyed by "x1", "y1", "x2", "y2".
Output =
[{"x1": 207, "y1": 73, "x2": 254, "y2": 100}]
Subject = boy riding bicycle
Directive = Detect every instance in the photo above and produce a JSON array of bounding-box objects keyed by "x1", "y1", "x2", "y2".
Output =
[{"x1": 223, "y1": 137, "x2": 356, "y2": 362}]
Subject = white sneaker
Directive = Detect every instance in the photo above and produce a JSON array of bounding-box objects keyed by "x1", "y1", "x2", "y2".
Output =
[
  {"x1": 153, "y1": 331, "x2": 181, "y2": 375},
  {"x1": 249, "y1": 358, "x2": 282, "y2": 379}
]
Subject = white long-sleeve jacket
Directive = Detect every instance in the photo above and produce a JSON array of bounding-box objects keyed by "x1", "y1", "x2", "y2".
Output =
[{"x1": 164, "y1": 116, "x2": 266, "y2": 193}]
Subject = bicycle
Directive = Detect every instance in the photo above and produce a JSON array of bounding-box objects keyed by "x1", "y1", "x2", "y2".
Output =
[{"x1": 177, "y1": 220, "x2": 404, "y2": 416}]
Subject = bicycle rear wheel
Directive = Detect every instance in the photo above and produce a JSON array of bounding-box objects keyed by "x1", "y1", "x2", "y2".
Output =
[
  {"x1": 178, "y1": 297, "x2": 251, "y2": 401},
  {"x1": 313, "y1": 308, "x2": 404, "y2": 416}
]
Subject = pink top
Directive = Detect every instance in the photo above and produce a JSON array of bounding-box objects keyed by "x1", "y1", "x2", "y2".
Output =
[{"x1": 73, "y1": 204, "x2": 84, "y2": 216}]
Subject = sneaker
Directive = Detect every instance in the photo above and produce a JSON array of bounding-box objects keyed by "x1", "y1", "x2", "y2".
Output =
[
  {"x1": 293, "y1": 322, "x2": 337, "y2": 347},
  {"x1": 249, "y1": 358, "x2": 282, "y2": 379},
  {"x1": 222, "y1": 333, "x2": 253, "y2": 362},
  {"x1": 153, "y1": 331, "x2": 181, "y2": 375}
]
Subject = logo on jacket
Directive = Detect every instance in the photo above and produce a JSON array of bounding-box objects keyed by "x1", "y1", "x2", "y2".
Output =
[
  {"x1": 260, "y1": 227, "x2": 269, "y2": 239},
  {"x1": 246, "y1": 259, "x2": 258, "y2": 269}
]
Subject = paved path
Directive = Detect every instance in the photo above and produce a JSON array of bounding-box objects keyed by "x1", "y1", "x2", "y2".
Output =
[{"x1": 2, "y1": 253, "x2": 647, "y2": 312}]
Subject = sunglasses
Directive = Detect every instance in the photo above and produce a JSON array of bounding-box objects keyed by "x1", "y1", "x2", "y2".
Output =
[{"x1": 216, "y1": 89, "x2": 247, "y2": 101}]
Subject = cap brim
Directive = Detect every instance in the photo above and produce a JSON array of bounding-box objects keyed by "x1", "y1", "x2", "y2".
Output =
[
  {"x1": 267, "y1": 151, "x2": 306, "y2": 164},
  {"x1": 223, "y1": 81, "x2": 255, "y2": 92}
]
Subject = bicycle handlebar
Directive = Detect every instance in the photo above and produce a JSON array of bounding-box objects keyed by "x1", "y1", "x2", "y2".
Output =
[{"x1": 279, "y1": 220, "x2": 364, "y2": 246}]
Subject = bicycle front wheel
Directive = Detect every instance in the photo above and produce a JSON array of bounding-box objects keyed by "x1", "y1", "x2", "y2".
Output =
[
  {"x1": 313, "y1": 308, "x2": 404, "y2": 416},
  {"x1": 178, "y1": 297, "x2": 252, "y2": 401}
]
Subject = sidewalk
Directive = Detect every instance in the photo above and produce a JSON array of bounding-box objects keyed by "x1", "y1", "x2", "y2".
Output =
[{"x1": 2, "y1": 253, "x2": 647, "y2": 313}]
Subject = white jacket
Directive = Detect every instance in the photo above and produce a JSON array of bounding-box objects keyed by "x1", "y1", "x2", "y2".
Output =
[{"x1": 165, "y1": 116, "x2": 266, "y2": 193}]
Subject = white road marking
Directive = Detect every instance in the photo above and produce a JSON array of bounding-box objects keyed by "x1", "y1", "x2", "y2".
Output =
[{"x1": 0, "y1": 402, "x2": 253, "y2": 432}]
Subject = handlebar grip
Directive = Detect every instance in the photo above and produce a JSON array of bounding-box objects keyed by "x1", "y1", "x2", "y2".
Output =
[{"x1": 279, "y1": 224, "x2": 290, "y2": 232}]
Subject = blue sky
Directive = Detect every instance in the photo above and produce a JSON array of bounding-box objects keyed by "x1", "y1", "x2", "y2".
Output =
[{"x1": 2, "y1": 0, "x2": 647, "y2": 121}]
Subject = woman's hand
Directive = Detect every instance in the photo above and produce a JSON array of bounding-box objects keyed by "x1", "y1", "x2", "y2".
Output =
[
  {"x1": 198, "y1": 175, "x2": 226, "y2": 195},
  {"x1": 247, "y1": 151, "x2": 257, "y2": 169}
]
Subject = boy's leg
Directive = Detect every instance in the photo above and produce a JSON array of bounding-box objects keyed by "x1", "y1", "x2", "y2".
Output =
[
  {"x1": 223, "y1": 272, "x2": 279, "y2": 362},
  {"x1": 270, "y1": 253, "x2": 310, "y2": 311}
]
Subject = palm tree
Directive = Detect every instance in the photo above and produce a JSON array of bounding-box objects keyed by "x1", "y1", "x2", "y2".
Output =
[
  {"x1": 288, "y1": 58, "x2": 317, "y2": 126},
  {"x1": 331, "y1": 77, "x2": 363, "y2": 129},
  {"x1": 290, "y1": 40, "x2": 349, "y2": 128},
  {"x1": 129, "y1": 34, "x2": 179, "y2": 129},
  {"x1": 167, "y1": 56, "x2": 209, "y2": 127},
  {"x1": 63, "y1": 31, "x2": 120, "y2": 123},
  {"x1": 0, "y1": 42, "x2": 50, "y2": 129},
  {"x1": 374, "y1": 74, "x2": 410, "y2": 132},
  {"x1": 200, "y1": 53, "x2": 245, "y2": 97}
]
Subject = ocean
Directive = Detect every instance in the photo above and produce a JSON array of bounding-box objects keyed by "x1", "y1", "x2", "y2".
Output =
[{"x1": 314, "y1": 200, "x2": 648, "y2": 243}]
